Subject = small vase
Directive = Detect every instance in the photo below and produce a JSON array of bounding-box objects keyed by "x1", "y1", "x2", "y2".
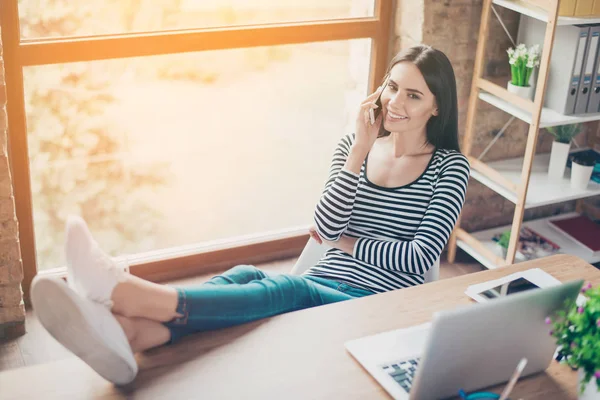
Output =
[
  {"x1": 548, "y1": 141, "x2": 571, "y2": 180},
  {"x1": 507, "y1": 81, "x2": 535, "y2": 100},
  {"x1": 496, "y1": 244, "x2": 508, "y2": 259},
  {"x1": 571, "y1": 161, "x2": 594, "y2": 190},
  {"x1": 500, "y1": 246, "x2": 507, "y2": 259},
  {"x1": 578, "y1": 369, "x2": 599, "y2": 400}
]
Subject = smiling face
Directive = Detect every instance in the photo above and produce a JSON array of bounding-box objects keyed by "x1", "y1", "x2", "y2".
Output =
[{"x1": 380, "y1": 62, "x2": 438, "y2": 135}]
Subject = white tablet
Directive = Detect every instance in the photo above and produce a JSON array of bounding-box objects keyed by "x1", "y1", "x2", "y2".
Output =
[{"x1": 465, "y1": 268, "x2": 562, "y2": 303}]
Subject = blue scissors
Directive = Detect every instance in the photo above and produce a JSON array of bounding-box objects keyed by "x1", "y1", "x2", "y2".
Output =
[{"x1": 458, "y1": 389, "x2": 502, "y2": 400}]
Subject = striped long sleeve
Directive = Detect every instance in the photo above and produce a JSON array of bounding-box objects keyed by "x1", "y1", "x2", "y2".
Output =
[
  {"x1": 313, "y1": 134, "x2": 359, "y2": 241},
  {"x1": 352, "y1": 155, "x2": 470, "y2": 274},
  {"x1": 306, "y1": 133, "x2": 470, "y2": 293}
]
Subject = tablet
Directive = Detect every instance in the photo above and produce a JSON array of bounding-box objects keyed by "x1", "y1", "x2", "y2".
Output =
[{"x1": 465, "y1": 268, "x2": 562, "y2": 303}]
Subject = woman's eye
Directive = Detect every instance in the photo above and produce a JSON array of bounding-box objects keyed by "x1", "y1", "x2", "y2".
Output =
[{"x1": 408, "y1": 93, "x2": 420, "y2": 100}]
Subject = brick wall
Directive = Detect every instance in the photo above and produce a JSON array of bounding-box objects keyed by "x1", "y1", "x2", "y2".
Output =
[
  {"x1": 0, "y1": 32, "x2": 26, "y2": 340},
  {"x1": 591, "y1": 124, "x2": 600, "y2": 151}
]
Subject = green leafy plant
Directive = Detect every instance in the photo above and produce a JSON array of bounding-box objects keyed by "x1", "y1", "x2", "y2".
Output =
[
  {"x1": 507, "y1": 43, "x2": 541, "y2": 87},
  {"x1": 546, "y1": 124, "x2": 582, "y2": 144},
  {"x1": 548, "y1": 283, "x2": 600, "y2": 394},
  {"x1": 571, "y1": 152, "x2": 597, "y2": 167},
  {"x1": 497, "y1": 230, "x2": 511, "y2": 249}
]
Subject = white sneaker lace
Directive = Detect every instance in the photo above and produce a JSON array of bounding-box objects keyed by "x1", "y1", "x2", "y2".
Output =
[{"x1": 89, "y1": 245, "x2": 129, "y2": 308}]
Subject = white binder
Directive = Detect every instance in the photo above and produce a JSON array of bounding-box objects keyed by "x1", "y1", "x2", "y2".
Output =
[
  {"x1": 587, "y1": 25, "x2": 600, "y2": 113},
  {"x1": 575, "y1": 25, "x2": 600, "y2": 114}
]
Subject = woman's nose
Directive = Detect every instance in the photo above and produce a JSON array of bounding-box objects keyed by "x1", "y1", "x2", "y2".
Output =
[{"x1": 389, "y1": 93, "x2": 404, "y2": 108}]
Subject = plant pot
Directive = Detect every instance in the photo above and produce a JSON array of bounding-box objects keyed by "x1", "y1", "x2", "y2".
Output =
[
  {"x1": 548, "y1": 141, "x2": 571, "y2": 180},
  {"x1": 507, "y1": 81, "x2": 534, "y2": 100},
  {"x1": 578, "y1": 369, "x2": 599, "y2": 400},
  {"x1": 497, "y1": 245, "x2": 508, "y2": 259},
  {"x1": 571, "y1": 161, "x2": 594, "y2": 190}
]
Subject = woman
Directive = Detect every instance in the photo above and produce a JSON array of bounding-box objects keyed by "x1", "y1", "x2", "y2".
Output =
[{"x1": 31, "y1": 44, "x2": 470, "y2": 385}]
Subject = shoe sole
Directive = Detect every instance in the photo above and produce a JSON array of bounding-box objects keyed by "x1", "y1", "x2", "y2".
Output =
[{"x1": 30, "y1": 277, "x2": 137, "y2": 385}]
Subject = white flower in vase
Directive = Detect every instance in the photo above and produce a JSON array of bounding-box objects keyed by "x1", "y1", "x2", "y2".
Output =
[{"x1": 506, "y1": 43, "x2": 540, "y2": 99}]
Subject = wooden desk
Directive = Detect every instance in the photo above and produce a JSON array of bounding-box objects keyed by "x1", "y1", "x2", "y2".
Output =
[{"x1": 1, "y1": 255, "x2": 598, "y2": 399}]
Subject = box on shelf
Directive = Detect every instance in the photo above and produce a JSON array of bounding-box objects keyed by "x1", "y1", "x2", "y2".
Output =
[
  {"x1": 559, "y1": 0, "x2": 576, "y2": 16},
  {"x1": 548, "y1": 214, "x2": 600, "y2": 256},
  {"x1": 560, "y1": 0, "x2": 600, "y2": 17}
]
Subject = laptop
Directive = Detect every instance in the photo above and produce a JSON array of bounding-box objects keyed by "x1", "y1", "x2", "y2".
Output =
[{"x1": 345, "y1": 279, "x2": 583, "y2": 400}]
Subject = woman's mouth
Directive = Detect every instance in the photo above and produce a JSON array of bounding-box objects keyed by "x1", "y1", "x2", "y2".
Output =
[{"x1": 386, "y1": 110, "x2": 408, "y2": 122}]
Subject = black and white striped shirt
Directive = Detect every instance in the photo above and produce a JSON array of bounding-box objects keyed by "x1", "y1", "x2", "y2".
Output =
[{"x1": 306, "y1": 133, "x2": 470, "y2": 293}]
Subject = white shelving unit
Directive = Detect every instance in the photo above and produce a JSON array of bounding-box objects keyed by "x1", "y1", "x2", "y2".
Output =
[
  {"x1": 470, "y1": 151, "x2": 600, "y2": 208},
  {"x1": 448, "y1": 0, "x2": 600, "y2": 270},
  {"x1": 457, "y1": 212, "x2": 600, "y2": 270},
  {"x1": 493, "y1": 0, "x2": 600, "y2": 25},
  {"x1": 479, "y1": 91, "x2": 600, "y2": 128}
]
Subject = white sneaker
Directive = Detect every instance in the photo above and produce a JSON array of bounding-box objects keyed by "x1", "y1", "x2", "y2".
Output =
[
  {"x1": 30, "y1": 276, "x2": 138, "y2": 385},
  {"x1": 65, "y1": 215, "x2": 126, "y2": 308}
]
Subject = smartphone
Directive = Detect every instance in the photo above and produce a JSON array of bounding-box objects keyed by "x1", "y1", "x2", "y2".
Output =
[
  {"x1": 373, "y1": 76, "x2": 388, "y2": 121},
  {"x1": 368, "y1": 90, "x2": 383, "y2": 124},
  {"x1": 373, "y1": 91, "x2": 383, "y2": 121}
]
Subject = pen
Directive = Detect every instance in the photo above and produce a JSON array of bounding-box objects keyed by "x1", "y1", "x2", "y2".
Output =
[
  {"x1": 458, "y1": 389, "x2": 500, "y2": 399},
  {"x1": 499, "y1": 358, "x2": 528, "y2": 400}
]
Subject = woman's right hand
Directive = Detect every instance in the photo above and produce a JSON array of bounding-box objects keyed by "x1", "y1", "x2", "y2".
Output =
[
  {"x1": 308, "y1": 226, "x2": 323, "y2": 245},
  {"x1": 354, "y1": 85, "x2": 384, "y2": 154}
]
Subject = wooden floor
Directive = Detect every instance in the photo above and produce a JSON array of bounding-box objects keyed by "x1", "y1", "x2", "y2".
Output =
[{"x1": 0, "y1": 252, "x2": 482, "y2": 373}]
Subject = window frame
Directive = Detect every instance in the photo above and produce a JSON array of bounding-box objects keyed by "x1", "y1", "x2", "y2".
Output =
[{"x1": 0, "y1": 0, "x2": 393, "y2": 302}]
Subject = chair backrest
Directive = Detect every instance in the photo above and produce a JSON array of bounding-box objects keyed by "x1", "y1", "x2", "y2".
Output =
[{"x1": 291, "y1": 238, "x2": 440, "y2": 283}]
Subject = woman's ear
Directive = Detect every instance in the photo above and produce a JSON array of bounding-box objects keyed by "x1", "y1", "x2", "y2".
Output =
[{"x1": 432, "y1": 101, "x2": 439, "y2": 116}]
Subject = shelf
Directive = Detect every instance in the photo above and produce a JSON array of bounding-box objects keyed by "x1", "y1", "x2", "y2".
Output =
[
  {"x1": 453, "y1": 0, "x2": 600, "y2": 271},
  {"x1": 493, "y1": 0, "x2": 600, "y2": 25},
  {"x1": 457, "y1": 212, "x2": 600, "y2": 270},
  {"x1": 479, "y1": 91, "x2": 600, "y2": 128},
  {"x1": 470, "y1": 151, "x2": 600, "y2": 208}
]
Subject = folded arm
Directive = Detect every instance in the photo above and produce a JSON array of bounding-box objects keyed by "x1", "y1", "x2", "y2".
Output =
[{"x1": 326, "y1": 155, "x2": 470, "y2": 275}]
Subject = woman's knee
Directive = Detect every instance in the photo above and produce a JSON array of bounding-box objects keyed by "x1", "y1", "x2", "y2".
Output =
[{"x1": 228, "y1": 264, "x2": 266, "y2": 280}]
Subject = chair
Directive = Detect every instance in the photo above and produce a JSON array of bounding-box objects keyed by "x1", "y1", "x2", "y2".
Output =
[{"x1": 290, "y1": 238, "x2": 440, "y2": 283}]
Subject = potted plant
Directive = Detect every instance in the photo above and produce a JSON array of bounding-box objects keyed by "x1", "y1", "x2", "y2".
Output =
[
  {"x1": 507, "y1": 43, "x2": 541, "y2": 99},
  {"x1": 496, "y1": 230, "x2": 511, "y2": 258},
  {"x1": 548, "y1": 283, "x2": 600, "y2": 399},
  {"x1": 570, "y1": 152, "x2": 596, "y2": 190},
  {"x1": 546, "y1": 124, "x2": 582, "y2": 180}
]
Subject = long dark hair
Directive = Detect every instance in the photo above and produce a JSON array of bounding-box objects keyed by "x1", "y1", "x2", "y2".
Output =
[{"x1": 378, "y1": 45, "x2": 460, "y2": 152}]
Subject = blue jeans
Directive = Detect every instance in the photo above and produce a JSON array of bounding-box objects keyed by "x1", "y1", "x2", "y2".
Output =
[{"x1": 163, "y1": 265, "x2": 373, "y2": 343}]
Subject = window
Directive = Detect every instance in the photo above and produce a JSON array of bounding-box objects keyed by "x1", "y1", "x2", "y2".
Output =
[
  {"x1": 3, "y1": 0, "x2": 392, "y2": 291},
  {"x1": 25, "y1": 40, "x2": 371, "y2": 270},
  {"x1": 19, "y1": 0, "x2": 376, "y2": 38}
]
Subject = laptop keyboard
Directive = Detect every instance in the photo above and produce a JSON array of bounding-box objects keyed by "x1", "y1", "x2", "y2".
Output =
[{"x1": 381, "y1": 357, "x2": 420, "y2": 393}]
